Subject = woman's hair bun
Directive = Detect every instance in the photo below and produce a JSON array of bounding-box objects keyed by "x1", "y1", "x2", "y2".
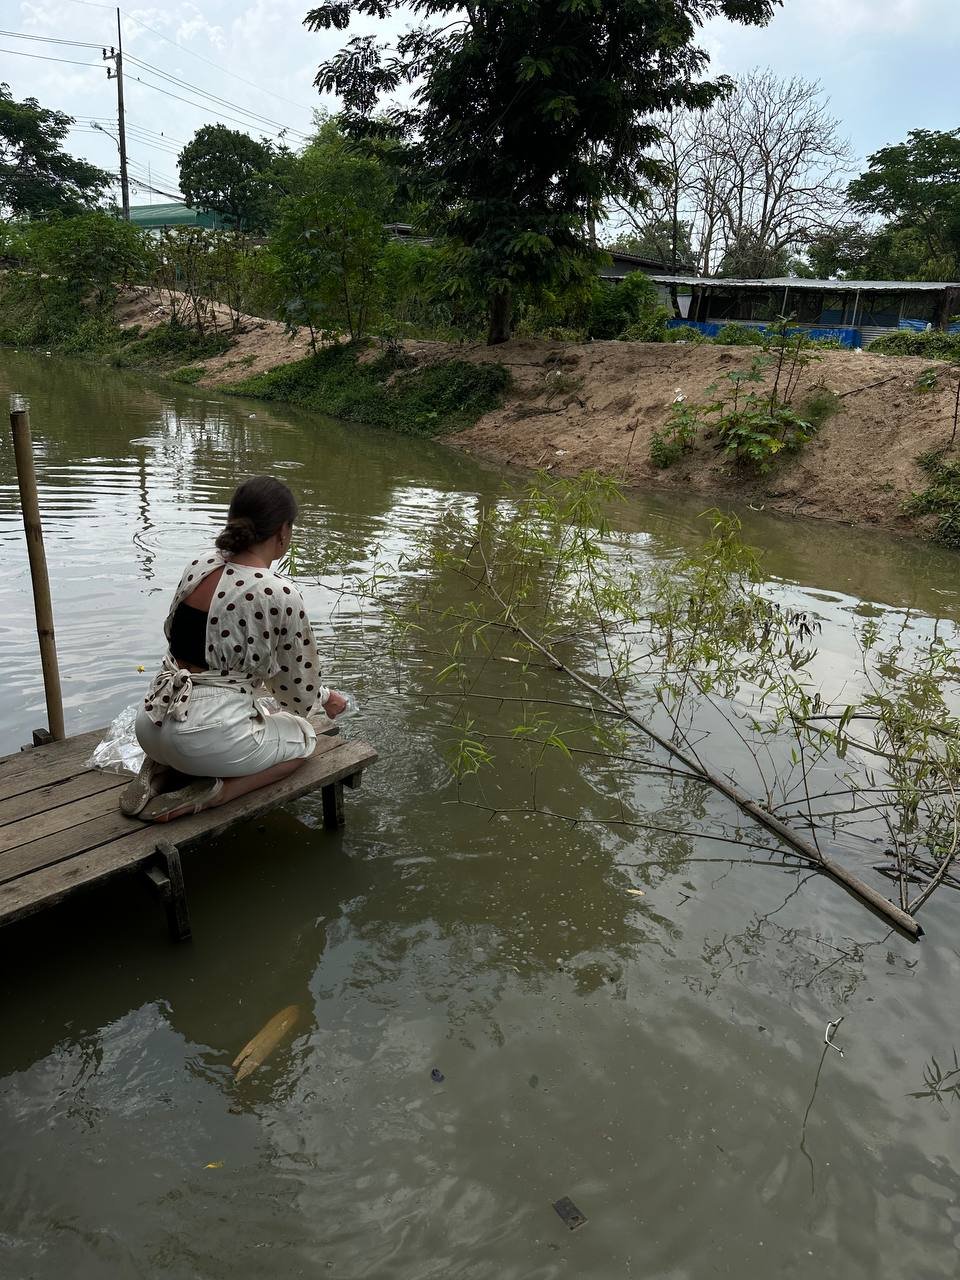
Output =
[
  {"x1": 215, "y1": 515, "x2": 258, "y2": 554},
  {"x1": 214, "y1": 476, "x2": 298, "y2": 556}
]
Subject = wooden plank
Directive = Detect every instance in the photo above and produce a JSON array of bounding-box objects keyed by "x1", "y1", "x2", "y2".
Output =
[
  {"x1": 322, "y1": 781, "x2": 345, "y2": 829},
  {"x1": 0, "y1": 739, "x2": 377, "y2": 926},
  {"x1": 0, "y1": 808, "x2": 140, "y2": 886},
  {"x1": 0, "y1": 730, "x2": 103, "y2": 802},
  {"x1": 0, "y1": 784, "x2": 128, "y2": 857},
  {"x1": 151, "y1": 840, "x2": 192, "y2": 942},
  {"x1": 0, "y1": 735, "x2": 358, "y2": 885},
  {"x1": 0, "y1": 769, "x2": 125, "y2": 828}
]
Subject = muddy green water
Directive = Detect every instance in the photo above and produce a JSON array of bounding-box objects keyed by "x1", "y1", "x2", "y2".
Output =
[{"x1": 1, "y1": 351, "x2": 960, "y2": 1280}]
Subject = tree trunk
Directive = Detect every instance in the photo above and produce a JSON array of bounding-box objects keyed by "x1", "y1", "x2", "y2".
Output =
[
  {"x1": 934, "y1": 287, "x2": 960, "y2": 331},
  {"x1": 486, "y1": 287, "x2": 513, "y2": 345}
]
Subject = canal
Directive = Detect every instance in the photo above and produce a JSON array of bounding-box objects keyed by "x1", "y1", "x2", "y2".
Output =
[{"x1": 1, "y1": 350, "x2": 959, "y2": 1279}]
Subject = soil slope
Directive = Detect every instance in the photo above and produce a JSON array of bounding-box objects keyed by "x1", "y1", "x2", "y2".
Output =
[{"x1": 441, "y1": 338, "x2": 956, "y2": 532}]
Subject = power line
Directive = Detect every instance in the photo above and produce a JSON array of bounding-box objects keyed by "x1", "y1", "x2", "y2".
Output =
[
  {"x1": 0, "y1": 28, "x2": 103, "y2": 49},
  {"x1": 120, "y1": 9, "x2": 315, "y2": 118},
  {"x1": 124, "y1": 54, "x2": 310, "y2": 139},
  {"x1": 0, "y1": 45, "x2": 101, "y2": 68},
  {"x1": 124, "y1": 70, "x2": 302, "y2": 140}
]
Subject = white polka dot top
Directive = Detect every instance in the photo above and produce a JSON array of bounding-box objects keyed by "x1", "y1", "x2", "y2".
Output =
[{"x1": 143, "y1": 550, "x2": 329, "y2": 726}]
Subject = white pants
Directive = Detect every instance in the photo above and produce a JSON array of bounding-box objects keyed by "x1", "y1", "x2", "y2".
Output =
[{"x1": 135, "y1": 685, "x2": 317, "y2": 778}]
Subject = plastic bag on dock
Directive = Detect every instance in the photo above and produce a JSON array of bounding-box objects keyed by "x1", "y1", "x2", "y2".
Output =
[{"x1": 85, "y1": 703, "x2": 145, "y2": 775}]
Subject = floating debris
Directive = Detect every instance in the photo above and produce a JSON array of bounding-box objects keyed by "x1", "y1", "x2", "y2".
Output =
[
  {"x1": 824, "y1": 1016, "x2": 845, "y2": 1058},
  {"x1": 430, "y1": 1067, "x2": 445, "y2": 1083},
  {"x1": 553, "y1": 1196, "x2": 587, "y2": 1230},
  {"x1": 232, "y1": 1004, "x2": 300, "y2": 1081}
]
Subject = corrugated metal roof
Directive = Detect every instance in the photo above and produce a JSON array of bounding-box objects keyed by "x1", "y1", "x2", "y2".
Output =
[
  {"x1": 651, "y1": 274, "x2": 960, "y2": 291},
  {"x1": 128, "y1": 203, "x2": 227, "y2": 228},
  {"x1": 607, "y1": 250, "x2": 693, "y2": 271}
]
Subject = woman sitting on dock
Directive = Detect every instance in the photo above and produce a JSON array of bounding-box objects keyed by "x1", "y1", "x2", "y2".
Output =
[{"x1": 121, "y1": 475, "x2": 346, "y2": 822}]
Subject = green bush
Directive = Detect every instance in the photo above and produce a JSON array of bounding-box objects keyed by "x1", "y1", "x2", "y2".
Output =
[
  {"x1": 714, "y1": 323, "x2": 766, "y2": 346},
  {"x1": 650, "y1": 402, "x2": 702, "y2": 468},
  {"x1": 870, "y1": 330, "x2": 960, "y2": 359},
  {"x1": 664, "y1": 324, "x2": 710, "y2": 344},
  {"x1": 170, "y1": 365, "x2": 206, "y2": 384},
  {"x1": 542, "y1": 325, "x2": 587, "y2": 342},
  {"x1": 227, "y1": 342, "x2": 509, "y2": 435},
  {"x1": 587, "y1": 271, "x2": 664, "y2": 340},
  {"x1": 111, "y1": 323, "x2": 232, "y2": 368},
  {"x1": 621, "y1": 307, "x2": 671, "y2": 343},
  {"x1": 904, "y1": 451, "x2": 960, "y2": 545}
]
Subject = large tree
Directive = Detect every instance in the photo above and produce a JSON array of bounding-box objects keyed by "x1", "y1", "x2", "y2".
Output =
[
  {"x1": 305, "y1": 1, "x2": 781, "y2": 343},
  {"x1": 625, "y1": 70, "x2": 851, "y2": 276},
  {"x1": 0, "y1": 83, "x2": 111, "y2": 219},
  {"x1": 177, "y1": 125, "x2": 278, "y2": 232},
  {"x1": 270, "y1": 125, "x2": 391, "y2": 344},
  {"x1": 847, "y1": 129, "x2": 960, "y2": 280}
]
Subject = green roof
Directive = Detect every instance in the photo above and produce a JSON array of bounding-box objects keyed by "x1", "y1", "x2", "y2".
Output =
[{"x1": 128, "y1": 203, "x2": 230, "y2": 229}]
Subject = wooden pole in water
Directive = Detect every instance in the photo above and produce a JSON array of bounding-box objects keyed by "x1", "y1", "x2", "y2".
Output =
[{"x1": 9, "y1": 396, "x2": 66, "y2": 741}]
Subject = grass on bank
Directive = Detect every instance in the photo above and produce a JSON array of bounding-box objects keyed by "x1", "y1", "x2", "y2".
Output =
[
  {"x1": 904, "y1": 451, "x2": 960, "y2": 547},
  {"x1": 226, "y1": 343, "x2": 510, "y2": 436}
]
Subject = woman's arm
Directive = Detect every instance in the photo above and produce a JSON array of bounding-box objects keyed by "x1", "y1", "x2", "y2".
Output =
[{"x1": 262, "y1": 583, "x2": 328, "y2": 715}]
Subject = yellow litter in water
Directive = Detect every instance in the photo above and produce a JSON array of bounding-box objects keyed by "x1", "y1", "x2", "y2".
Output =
[
  {"x1": 205, "y1": 1161, "x2": 224, "y2": 1169},
  {"x1": 626, "y1": 888, "x2": 645, "y2": 896},
  {"x1": 136, "y1": 665, "x2": 145, "y2": 673},
  {"x1": 232, "y1": 1004, "x2": 300, "y2": 1082}
]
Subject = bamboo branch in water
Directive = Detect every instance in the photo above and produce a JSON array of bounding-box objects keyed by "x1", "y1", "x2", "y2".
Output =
[{"x1": 474, "y1": 544, "x2": 923, "y2": 939}]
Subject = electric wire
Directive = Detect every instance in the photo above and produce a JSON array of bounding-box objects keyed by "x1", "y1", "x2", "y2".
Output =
[
  {"x1": 124, "y1": 70, "x2": 304, "y2": 139},
  {"x1": 0, "y1": 45, "x2": 101, "y2": 68},
  {"x1": 124, "y1": 54, "x2": 310, "y2": 139},
  {"x1": 0, "y1": 28, "x2": 103, "y2": 49},
  {"x1": 119, "y1": 9, "x2": 315, "y2": 117}
]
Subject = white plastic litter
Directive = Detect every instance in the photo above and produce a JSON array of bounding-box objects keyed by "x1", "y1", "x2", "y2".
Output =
[
  {"x1": 336, "y1": 691, "x2": 360, "y2": 720},
  {"x1": 85, "y1": 702, "x2": 145, "y2": 775}
]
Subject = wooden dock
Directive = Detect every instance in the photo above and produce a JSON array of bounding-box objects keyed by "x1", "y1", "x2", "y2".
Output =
[{"x1": 0, "y1": 729, "x2": 377, "y2": 941}]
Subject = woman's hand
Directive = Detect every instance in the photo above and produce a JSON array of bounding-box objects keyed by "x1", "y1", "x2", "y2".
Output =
[{"x1": 323, "y1": 691, "x2": 348, "y2": 719}]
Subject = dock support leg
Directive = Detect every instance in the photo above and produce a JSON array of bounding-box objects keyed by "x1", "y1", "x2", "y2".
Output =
[
  {"x1": 144, "y1": 840, "x2": 192, "y2": 942},
  {"x1": 322, "y1": 780, "x2": 345, "y2": 830}
]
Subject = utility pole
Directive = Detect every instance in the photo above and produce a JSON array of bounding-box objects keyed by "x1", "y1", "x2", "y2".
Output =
[{"x1": 103, "y1": 6, "x2": 130, "y2": 220}]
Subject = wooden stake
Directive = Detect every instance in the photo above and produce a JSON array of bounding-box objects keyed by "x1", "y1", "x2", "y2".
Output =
[{"x1": 9, "y1": 397, "x2": 66, "y2": 742}]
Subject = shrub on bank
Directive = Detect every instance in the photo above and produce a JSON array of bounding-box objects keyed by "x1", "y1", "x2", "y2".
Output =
[
  {"x1": 904, "y1": 451, "x2": 960, "y2": 546},
  {"x1": 713, "y1": 322, "x2": 767, "y2": 346},
  {"x1": 227, "y1": 342, "x2": 510, "y2": 436},
  {"x1": 870, "y1": 330, "x2": 960, "y2": 359}
]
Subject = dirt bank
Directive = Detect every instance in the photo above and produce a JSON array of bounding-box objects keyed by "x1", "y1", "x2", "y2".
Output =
[
  {"x1": 441, "y1": 338, "x2": 958, "y2": 533},
  {"x1": 113, "y1": 287, "x2": 955, "y2": 534}
]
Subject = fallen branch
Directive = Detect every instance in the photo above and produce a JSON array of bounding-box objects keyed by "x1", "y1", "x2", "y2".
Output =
[{"x1": 476, "y1": 544, "x2": 923, "y2": 939}]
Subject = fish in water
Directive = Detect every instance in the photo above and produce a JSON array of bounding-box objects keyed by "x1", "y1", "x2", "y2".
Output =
[{"x1": 232, "y1": 1004, "x2": 300, "y2": 1082}]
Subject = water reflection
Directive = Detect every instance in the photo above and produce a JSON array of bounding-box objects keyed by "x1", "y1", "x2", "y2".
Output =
[{"x1": 1, "y1": 351, "x2": 960, "y2": 1279}]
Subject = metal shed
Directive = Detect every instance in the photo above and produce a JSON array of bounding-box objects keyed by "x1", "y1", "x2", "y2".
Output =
[{"x1": 653, "y1": 275, "x2": 960, "y2": 348}]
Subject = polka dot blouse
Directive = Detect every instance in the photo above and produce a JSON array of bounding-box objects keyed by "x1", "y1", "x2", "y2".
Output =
[{"x1": 143, "y1": 550, "x2": 328, "y2": 726}]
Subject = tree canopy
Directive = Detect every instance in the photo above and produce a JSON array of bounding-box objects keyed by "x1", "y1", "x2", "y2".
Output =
[
  {"x1": 269, "y1": 125, "x2": 391, "y2": 344},
  {"x1": 305, "y1": 0, "x2": 781, "y2": 342},
  {"x1": 0, "y1": 83, "x2": 112, "y2": 219},
  {"x1": 177, "y1": 124, "x2": 281, "y2": 232},
  {"x1": 847, "y1": 129, "x2": 960, "y2": 279}
]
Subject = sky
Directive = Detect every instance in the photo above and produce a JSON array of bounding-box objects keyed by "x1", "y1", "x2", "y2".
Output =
[{"x1": 3, "y1": 0, "x2": 959, "y2": 206}]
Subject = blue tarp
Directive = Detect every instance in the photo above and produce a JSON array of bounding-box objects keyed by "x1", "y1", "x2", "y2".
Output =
[{"x1": 900, "y1": 318, "x2": 960, "y2": 334}]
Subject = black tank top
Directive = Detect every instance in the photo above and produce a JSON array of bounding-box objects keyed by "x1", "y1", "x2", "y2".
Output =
[{"x1": 169, "y1": 601, "x2": 209, "y2": 668}]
